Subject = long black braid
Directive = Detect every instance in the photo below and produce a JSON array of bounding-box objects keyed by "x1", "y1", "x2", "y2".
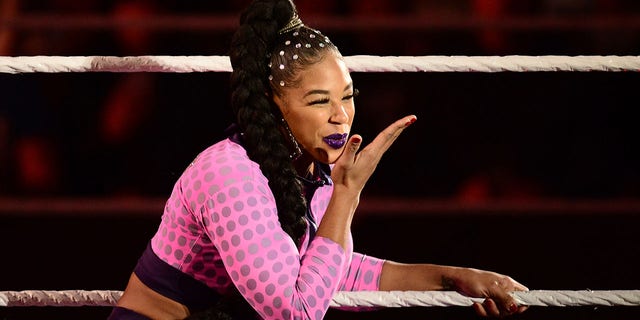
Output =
[
  {"x1": 186, "y1": 1, "x2": 339, "y2": 318},
  {"x1": 229, "y1": 0, "x2": 308, "y2": 246}
]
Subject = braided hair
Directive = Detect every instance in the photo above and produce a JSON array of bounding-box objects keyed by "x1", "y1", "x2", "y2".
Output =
[
  {"x1": 187, "y1": 1, "x2": 339, "y2": 319},
  {"x1": 229, "y1": 0, "x2": 339, "y2": 246}
]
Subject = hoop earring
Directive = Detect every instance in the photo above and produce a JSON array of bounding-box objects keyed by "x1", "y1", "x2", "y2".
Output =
[{"x1": 281, "y1": 118, "x2": 302, "y2": 160}]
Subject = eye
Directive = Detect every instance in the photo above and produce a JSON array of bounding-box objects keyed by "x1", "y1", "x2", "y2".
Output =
[
  {"x1": 308, "y1": 97, "x2": 330, "y2": 105},
  {"x1": 343, "y1": 88, "x2": 360, "y2": 100}
]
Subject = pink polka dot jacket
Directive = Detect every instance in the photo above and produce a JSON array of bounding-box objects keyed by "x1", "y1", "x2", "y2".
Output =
[{"x1": 147, "y1": 138, "x2": 384, "y2": 319}]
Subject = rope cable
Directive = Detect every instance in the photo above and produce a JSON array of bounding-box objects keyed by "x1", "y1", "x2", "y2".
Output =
[
  {"x1": 1, "y1": 55, "x2": 639, "y2": 74},
  {"x1": 1, "y1": 290, "x2": 639, "y2": 308}
]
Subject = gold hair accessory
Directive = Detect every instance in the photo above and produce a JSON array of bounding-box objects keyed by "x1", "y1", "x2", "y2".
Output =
[{"x1": 278, "y1": 13, "x2": 304, "y2": 34}]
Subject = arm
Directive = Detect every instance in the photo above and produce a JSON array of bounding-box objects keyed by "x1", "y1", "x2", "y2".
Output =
[
  {"x1": 339, "y1": 253, "x2": 384, "y2": 292},
  {"x1": 379, "y1": 261, "x2": 529, "y2": 317},
  {"x1": 379, "y1": 261, "x2": 457, "y2": 291},
  {"x1": 330, "y1": 253, "x2": 384, "y2": 312},
  {"x1": 191, "y1": 141, "x2": 353, "y2": 320},
  {"x1": 202, "y1": 116, "x2": 415, "y2": 319},
  {"x1": 203, "y1": 175, "x2": 349, "y2": 320},
  {"x1": 317, "y1": 115, "x2": 417, "y2": 250}
]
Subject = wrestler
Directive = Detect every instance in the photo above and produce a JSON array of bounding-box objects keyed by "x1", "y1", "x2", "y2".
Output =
[{"x1": 109, "y1": 1, "x2": 528, "y2": 319}]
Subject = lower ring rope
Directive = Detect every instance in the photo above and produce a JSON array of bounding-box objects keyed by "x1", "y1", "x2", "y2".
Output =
[
  {"x1": 331, "y1": 290, "x2": 640, "y2": 308},
  {"x1": 1, "y1": 290, "x2": 638, "y2": 308}
]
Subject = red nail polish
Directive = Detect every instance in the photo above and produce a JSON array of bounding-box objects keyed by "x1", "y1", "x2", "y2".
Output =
[
  {"x1": 405, "y1": 117, "x2": 416, "y2": 127},
  {"x1": 508, "y1": 303, "x2": 518, "y2": 313}
]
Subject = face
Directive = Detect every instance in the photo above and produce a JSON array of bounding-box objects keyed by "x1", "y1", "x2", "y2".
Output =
[{"x1": 273, "y1": 51, "x2": 355, "y2": 165}]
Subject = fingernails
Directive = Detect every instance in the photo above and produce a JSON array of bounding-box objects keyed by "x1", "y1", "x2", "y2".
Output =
[
  {"x1": 351, "y1": 136, "x2": 361, "y2": 143},
  {"x1": 508, "y1": 303, "x2": 518, "y2": 313},
  {"x1": 405, "y1": 117, "x2": 417, "y2": 127}
]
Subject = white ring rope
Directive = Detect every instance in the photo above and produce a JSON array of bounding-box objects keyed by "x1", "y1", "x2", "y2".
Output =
[
  {"x1": 1, "y1": 55, "x2": 639, "y2": 74},
  {"x1": 331, "y1": 290, "x2": 640, "y2": 308},
  {"x1": 1, "y1": 290, "x2": 639, "y2": 308}
]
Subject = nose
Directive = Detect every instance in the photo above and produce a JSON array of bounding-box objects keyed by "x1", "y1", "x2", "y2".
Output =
[{"x1": 329, "y1": 102, "x2": 349, "y2": 124}]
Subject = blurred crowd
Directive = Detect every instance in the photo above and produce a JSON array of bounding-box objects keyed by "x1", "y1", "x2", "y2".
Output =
[
  {"x1": 1, "y1": 0, "x2": 639, "y2": 200},
  {"x1": 3, "y1": 0, "x2": 640, "y2": 56}
]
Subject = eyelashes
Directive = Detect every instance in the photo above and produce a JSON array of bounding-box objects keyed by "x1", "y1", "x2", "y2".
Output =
[
  {"x1": 309, "y1": 98, "x2": 330, "y2": 105},
  {"x1": 308, "y1": 88, "x2": 360, "y2": 106}
]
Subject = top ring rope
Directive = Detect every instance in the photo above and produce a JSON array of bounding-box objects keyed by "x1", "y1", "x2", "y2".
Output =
[
  {"x1": 0, "y1": 55, "x2": 639, "y2": 74},
  {"x1": 1, "y1": 290, "x2": 639, "y2": 308}
]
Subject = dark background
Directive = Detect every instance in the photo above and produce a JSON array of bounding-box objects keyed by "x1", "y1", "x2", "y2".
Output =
[{"x1": 1, "y1": 0, "x2": 639, "y2": 319}]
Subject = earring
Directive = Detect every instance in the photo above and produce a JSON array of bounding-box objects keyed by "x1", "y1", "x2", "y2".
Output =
[{"x1": 281, "y1": 118, "x2": 302, "y2": 160}]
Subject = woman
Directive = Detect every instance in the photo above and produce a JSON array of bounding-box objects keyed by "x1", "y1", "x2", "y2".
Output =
[{"x1": 109, "y1": 0, "x2": 528, "y2": 319}]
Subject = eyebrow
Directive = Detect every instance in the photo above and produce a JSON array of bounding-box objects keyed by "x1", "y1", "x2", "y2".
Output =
[{"x1": 303, "y1": 83, "x2": 353, "y2": 98}]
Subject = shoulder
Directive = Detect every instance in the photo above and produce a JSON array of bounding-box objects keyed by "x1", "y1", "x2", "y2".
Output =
[
  {"x1": 169, "y1": 139, "x2": 274, "y2": 215},
  {"x1": 190, "y1": 139, "x2": 258, "y2": 178},
  {"x1": 179, "y1": 139, "x2": 270, "y2": 200}
]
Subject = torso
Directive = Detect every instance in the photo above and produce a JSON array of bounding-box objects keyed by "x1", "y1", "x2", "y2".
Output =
[{"x1": 123, "y1": 138, "x2": 338, "y2": 317}]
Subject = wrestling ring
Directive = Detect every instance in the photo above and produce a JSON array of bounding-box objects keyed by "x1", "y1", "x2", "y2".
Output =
[{"x1": 1, "y1": 54, "x2": 639, "y2": 316}]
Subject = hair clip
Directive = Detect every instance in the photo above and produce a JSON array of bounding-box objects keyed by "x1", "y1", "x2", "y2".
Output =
[{"x1": 278, "y1": 13, "x2": 304, "y2": 35}]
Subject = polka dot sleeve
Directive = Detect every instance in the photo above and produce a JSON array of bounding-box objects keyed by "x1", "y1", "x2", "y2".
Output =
[
  {"x1": 204, "y1": 174, "x2": 348, "y2": 318},
  {"x1": 310, "y1": 178, "x2": 385, "y2": 293},
  {"x1": 154, "y1": 140, "x2": 350, "y2": 320},
  {"x1": 339, "y1": 253, "x2": 384, "y2": 292}
]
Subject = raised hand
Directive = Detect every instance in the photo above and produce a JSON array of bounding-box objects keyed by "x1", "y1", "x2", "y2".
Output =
[{"x1": 331, "y1": 115, "x2": 417, "y2": 193}]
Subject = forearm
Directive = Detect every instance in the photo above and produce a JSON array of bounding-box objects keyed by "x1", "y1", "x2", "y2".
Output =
[
  {"x1": 379, "y1": 261, "x2": 530, "y2": 317},
  {"x1": 378, "y1": 260, "x2": 464, "y2": 291},
  {"x1": 315, "y1": 186, "x2": 359, "y2": 250}
]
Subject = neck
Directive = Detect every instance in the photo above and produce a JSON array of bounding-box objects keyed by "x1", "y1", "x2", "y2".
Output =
[{"x1": 293, "y1": 153, "x2": 314, "y2": 177}]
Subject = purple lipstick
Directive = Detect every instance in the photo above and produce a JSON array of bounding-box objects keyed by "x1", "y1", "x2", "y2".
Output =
[{"x1": 323, "y1": 133, "x2": 348, "y2": 149}]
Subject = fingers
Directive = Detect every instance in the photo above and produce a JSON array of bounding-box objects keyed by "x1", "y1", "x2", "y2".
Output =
[
  {"x1": 338, "y1": 134, "x2": 362, "y2": 164},
  {"x1": 472, "y1": 302, "x2": 488, "y2": 317},
  {"x1": 491, "y1": 286, "x2": 522, "y2": 316},
  {"x1": 466, "y1": 272, "x2": 528, "y2": 318},
  {"x1": 333, "y1": 115, "x2": 415, "y2": 189},
  {"x1": 512, "y1": 279, "x2": 529, "y2": 292},
  {"x1": 476, "y1": 278, "x2": 527, "y2": 318},
  {"x1": 358, "y1": 115, "x2": 416, "y2": 166},
  {"x1": 517, "y1": 305, "x2": 529, "y2": 313},
  {"x1": 472, "y1": 299, "x2": 502, "y2": 318},
  {"x1": 474, "y1": 298, "x2": 523, "y2": 318},
  {"x1": 494, "y1": 288, "x2": 518, "y2": 314},
  {"x1": 369, "y1": 115, "x2": 417, "y2": 153},
  {"x1": 483, "y1": 295, "x2": 526, "y2": 318}
]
